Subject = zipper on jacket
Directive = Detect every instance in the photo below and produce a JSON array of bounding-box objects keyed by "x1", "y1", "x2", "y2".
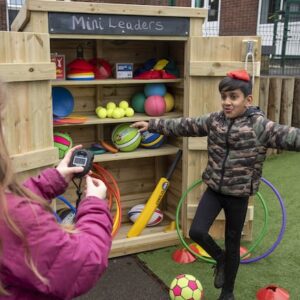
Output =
[{"x1": 218, "y1": 119, "x2": 234, "y2": 192}]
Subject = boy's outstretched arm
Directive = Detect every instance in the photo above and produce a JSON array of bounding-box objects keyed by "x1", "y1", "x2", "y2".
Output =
[{"x1": 254, "y1": 116, "x2": 300, "y2": 151}]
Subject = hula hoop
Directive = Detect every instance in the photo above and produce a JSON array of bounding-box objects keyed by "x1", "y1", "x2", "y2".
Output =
[
  {"x1": 176, "y1": 177, "x2": 285, "y2": 264},
  {"x1": 241, "y1": 177, "x2": 287, "y2": 264}
]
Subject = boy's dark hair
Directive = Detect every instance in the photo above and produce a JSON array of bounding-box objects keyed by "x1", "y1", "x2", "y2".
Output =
[{"x1": 218, "y1": 76, "x2": 252, "y2": 97}]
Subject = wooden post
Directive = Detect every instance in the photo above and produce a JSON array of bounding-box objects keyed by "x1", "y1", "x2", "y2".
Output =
[
  {"x1": 259, "y1": 77, "x2": 270, "y2": 116},
  {"x1": 268, "y1": 77, "x2": 282, "y2": 122},
  {"x1": 292, "y1": 78, "x2": 300, "y2": 128},
  {"x1": 280, "y1": 77, "x2": 295, "y2": 126}
]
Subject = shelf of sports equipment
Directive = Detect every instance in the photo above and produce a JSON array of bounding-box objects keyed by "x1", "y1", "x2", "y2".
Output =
[
  {"x1": 93, "y1": 144, "x2": 179, "y2": 163},
  {"x1": 53, "y1": 112, "x2": 182, "y2": 127}
]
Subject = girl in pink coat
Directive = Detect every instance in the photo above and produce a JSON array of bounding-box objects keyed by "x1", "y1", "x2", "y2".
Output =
[{"x1": 0, "y1": 83, "x2": 113, "y2": 299}]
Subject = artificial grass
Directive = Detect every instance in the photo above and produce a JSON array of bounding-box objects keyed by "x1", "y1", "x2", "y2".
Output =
[{"x1": 138, "y1": 151, "x2": 300, "y2": 299}]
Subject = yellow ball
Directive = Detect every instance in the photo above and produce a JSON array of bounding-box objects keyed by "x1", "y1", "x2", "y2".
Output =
[
  {"x1": 119, "y1": 100, "x2": 129, "y2": 110},
  {"x1": 106, "y1": 102, "x2": 116, "y2": 110},
  {"x1": 112, "y1": 107, "x2": 125, "y2": 119},
  {"x1": 97, "y1": 107, "x2": 107, "y2": 119},
  {"x1": 107, "y1": 108, "x2": 114, "y2": 118},
  {"x1": 164, "y1": 93, "x2": 175, "y2": 112},
  {"x1": 95, "y1": 106, "x2": 104, "y2": 114},
  {"x1": 125, "y1": 107, "x2": 135, "y2": 117}
]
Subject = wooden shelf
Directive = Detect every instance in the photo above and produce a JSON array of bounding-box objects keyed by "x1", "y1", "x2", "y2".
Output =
[
  {"x1": 110, "y1": 221, "x2": 179, "y2": 257},
  {"x1": 94, "y1": 144, "x2": 179, "y2": 162},
  {"x1": 51, "y1": 78, "x2": 183, "y2": 86},
  {"x1": 53, "y1": 112, "x2": 182, "y2": 127}
]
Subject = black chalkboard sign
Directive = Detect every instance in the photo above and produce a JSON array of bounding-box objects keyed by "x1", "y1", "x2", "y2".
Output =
[{"x1": 48, "y1": 12, "x2": 189, "y2": 36}]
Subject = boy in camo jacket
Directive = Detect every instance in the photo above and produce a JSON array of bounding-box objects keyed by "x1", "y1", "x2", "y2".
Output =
[{"x1": 131, "y1": 70, "x2": 300, "y2": 300}]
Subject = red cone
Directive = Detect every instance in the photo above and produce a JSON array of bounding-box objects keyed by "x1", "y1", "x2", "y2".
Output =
[
  {"x1": 172, "y1": 248, "x2": 196, "y2": 264},
  {"x1": 256, "y1": 285, "x2": 290, "y2": 300}
]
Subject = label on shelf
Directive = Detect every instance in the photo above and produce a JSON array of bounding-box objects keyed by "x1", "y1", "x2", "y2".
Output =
[{"x1": 115, "y1": 63, "x2": 133, "y2": 79}]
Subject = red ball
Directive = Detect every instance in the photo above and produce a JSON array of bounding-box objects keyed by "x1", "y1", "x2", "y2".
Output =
[{"x1": 144, "y1": 95, "x2": 166, "y2": 116}]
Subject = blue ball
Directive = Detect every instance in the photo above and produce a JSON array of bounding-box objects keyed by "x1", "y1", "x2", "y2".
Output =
[
  {"x1": 141, "y1": 131, "x2": 167, "y2": 149},
  {"x1": 144, "y1": 83, "x2": 167, "y2": 97}
]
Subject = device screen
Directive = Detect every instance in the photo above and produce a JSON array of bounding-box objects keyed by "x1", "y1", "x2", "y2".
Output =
[{"x1": 73, "y1": 156, "x2": 87, "y2": 166}]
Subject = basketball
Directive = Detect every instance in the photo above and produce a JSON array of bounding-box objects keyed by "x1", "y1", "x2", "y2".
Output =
[
  {"x1": 131, "y1": 92, "x2": 146, "y2": 113},
  {"x1": 111, "y1": 123, "x2": 141, "y2": 152},
  {"x1": 144, "y1": 83, "x2": 167, "y2": 97},
  {"x1": 53, "y1": 132, "x2": 73, "y2": 159},
  {"x1": 128, "y1": 204, "x2": 163, "y2": 226},
  {"x1": 141, "y1": 131, "x2": 166, "y2": 149},
  {"x1": 144, "y1": 95, "x2": 166, "y2": 116},
  {"x1": 164, "y1": 92, "x2": 175, "y2": 112}
]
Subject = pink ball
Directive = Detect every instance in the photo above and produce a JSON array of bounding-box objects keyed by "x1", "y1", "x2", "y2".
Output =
[{"x1": 144, "y1": 95, "x2": 166, "y2": 116}]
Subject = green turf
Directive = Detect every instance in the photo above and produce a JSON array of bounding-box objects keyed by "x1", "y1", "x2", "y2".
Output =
[{"x1": 138, "y1": 151, "x2": 300, "y2": 299}]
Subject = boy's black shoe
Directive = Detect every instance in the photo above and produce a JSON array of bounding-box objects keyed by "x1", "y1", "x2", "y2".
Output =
[
  {"x1": 212, "y1": 256, "x2": 225, "y2": 289},
  {"x1": 217, "y1": 290, "x2": 235, "y2": 300}
]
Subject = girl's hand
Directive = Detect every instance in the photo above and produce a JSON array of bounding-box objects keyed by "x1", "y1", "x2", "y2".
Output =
[
  {"x1": 85, "y1": 176, "x2": 107, "y2": 200},
  {"x1": 130, "y1": 121, "x2": 149, "y2": 132},
  {"x1": 56, "y1": 145, "x2": 84, "y2": 183}
]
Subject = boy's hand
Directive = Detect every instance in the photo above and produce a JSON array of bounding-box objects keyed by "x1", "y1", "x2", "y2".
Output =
[
  {"x1": 85, "y1": 176, "x2": 107, "y2": 201},
  {"x1": 56, "y1": 145, "x2": 84, "y2": 183},
  {"x1": 130, "y1": 121, "x2": 149, "y2": 132}
]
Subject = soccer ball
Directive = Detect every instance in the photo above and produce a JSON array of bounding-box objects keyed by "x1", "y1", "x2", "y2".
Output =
[{"x1": 169, "y1": 274, "x2": 203, "y2": 300}]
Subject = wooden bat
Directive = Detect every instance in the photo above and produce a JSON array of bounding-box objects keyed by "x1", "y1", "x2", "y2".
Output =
[{"x1": 127, "y1": 149, "x2": 182, "y2": 238}]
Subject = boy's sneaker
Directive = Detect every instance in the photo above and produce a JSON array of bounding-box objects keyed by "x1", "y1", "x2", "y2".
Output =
[
  {"x1": 217, "y1": 290, "x2": 235, "y2": 300},
  {"x1": 212, "y1": 256, "x2": 225, "y2": 289}
]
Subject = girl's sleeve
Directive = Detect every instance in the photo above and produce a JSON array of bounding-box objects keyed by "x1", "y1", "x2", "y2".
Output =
[
  {"x1": 254, "y1": 115, "x2": 300, "y2": 150},
  {"x1": 7, "y1": 196, "x2": 112, "y2": 300},
  {"x1": 148, "y1": 115, "x2": 211, "y2": 137},
  {"x1": 23, "y1": 168, "x2": 68, "y2": 201}
]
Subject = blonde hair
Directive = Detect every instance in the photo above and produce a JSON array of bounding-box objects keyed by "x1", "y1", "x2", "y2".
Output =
[{"x1": 0, "y1": 82, "x2": 55, "y2": 294}]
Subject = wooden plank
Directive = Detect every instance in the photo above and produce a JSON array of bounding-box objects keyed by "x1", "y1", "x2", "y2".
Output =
[
  {"x1": 0, "y1": 63, "x2": 56, "y2": 82},
  {"x1": 53, "y1": 112, "x2": 182, "y2": 127},
  {"x1": 50, "y1": 34, "x2": 188, "y2": 41},
  {"x1": 259, "y1": 77, "x2": 270, "y2": 115},
  {"x1": 110, "y1": 229, "x2": 179, "y2": 257},
  {"x1": 280, "y1": 77, "x2": 295, "y2": 126},
  {"x1": 93, "y1": 145, "x2": 179, "y2": 162},
  {"x1": 27, "y1": 0, "x2": 208, "y2": 18},
  {"x1": 292, "y1": 78, "x2": 300, "y2": 128},
  {"x1": 268, "y1": 78, "x2": 282, "y2": 122},
  {"x1": 10, "y1": 3, "x2": 30, "y2": 32},
  {"x1": 0, "y1": 31, "x2": 51, "y2": 63},
  {"x1": 51, "y1": 78, "x2": 182, "y2": 86},
  {"x1": 188, "y1": 137, "x2": 207, "y2": 150},
  {"x1": 11, "y1": 147, "x2": 58, "y2": 173},
  {"x1": 189, "y1": 61, "x2": 260, "y2": 77}
]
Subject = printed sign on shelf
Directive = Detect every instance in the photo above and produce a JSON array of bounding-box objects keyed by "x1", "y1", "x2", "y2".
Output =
[{"x1": 51, "y1": 54, "x2": 66, "y2": 80}]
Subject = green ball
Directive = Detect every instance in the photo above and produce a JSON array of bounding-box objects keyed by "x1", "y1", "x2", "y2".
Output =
[
  {"x1": 131, "y1": 92, "x2": 146, "y2": 113},
  {"x1": 53, "y1": 132, "x2": 73, "y2": 159},
  {"x1": 111, "y1": 123, "x2": 141, "y2": 152}
]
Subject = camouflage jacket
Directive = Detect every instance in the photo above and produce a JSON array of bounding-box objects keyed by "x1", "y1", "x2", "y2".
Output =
[{"x1": 148, "y1": 107, "x2": 300, "y2": 196}]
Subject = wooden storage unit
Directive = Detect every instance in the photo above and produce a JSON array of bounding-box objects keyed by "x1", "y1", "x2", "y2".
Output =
[{"x1": 8, "y1": 0, "x2": 261, "y2": 257}]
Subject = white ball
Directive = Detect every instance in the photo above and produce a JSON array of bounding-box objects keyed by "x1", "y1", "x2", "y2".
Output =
[{"x1": 128, "y1": 204, "x2": 164, "y2": 227}]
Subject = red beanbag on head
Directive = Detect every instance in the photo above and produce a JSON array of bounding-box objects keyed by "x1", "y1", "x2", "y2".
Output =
[{"x1": 226, "y1": 69, "x2": 250, "y2": 82}]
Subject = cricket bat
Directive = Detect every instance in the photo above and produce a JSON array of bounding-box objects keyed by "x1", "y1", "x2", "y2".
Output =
[{"x1": 127, "y1": 149, "x2": 182, "y2": 238}]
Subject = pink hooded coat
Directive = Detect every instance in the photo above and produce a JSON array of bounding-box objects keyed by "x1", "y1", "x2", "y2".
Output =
[{"x1": 0, "y1": 168, "x2": 113, "y2": 300}]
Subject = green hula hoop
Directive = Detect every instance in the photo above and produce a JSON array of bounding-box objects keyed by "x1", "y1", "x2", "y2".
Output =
[{"x1": 175, "y1": 179, "x2": 269, "y2": 264}]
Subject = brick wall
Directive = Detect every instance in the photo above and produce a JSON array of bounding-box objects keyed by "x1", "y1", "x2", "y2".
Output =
[
  {"x1": 219, "y1": 0, "x2": 259, "y2": 36},
  {"x1": 0, "y1": 0, "x2": 7, "y2": 31}
]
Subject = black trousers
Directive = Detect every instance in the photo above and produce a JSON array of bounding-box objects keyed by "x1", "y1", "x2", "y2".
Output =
[{"x1": 189, "y1": 187, "x2": 249, "y2": 292}]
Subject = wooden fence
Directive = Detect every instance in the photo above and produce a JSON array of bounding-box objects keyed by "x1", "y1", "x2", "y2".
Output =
[{"x1": 259, "y1": 76, "x2": 300, "y2": 128}]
